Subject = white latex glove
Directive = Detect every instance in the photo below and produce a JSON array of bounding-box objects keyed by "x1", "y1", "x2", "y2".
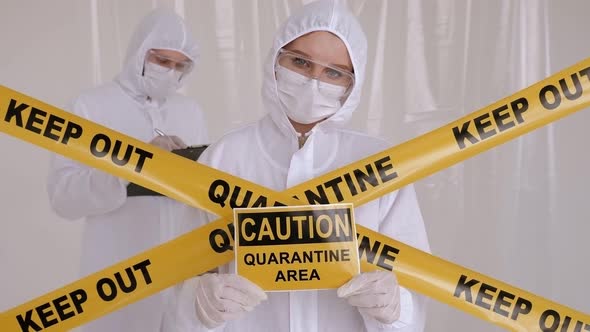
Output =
[
  {"x1": 150, "y1": 135, "x2": 187, "y2": 151},
  {"x1": 194, "y1": 273, "x2": 267, "y2": 329},
  {"x1": 337, "y1": 271, "x2": 401, "y2": 325}
]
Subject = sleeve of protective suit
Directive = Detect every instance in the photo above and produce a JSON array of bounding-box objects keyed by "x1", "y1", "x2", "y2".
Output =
[
  {"x1": 360, "y1": 184, "x2": 431, "y2": 332},
  {"x1": 46, "y1": 99, "x2": 129, "y2": 220}
]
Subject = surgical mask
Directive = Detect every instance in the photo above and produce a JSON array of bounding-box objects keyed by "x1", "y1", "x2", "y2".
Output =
[
  {"x1": 141, "y1": 62, "x2": 182, "y2": 100},
  {"x1": 275, "y1": 64, "x2": 347, "y2": 124}
]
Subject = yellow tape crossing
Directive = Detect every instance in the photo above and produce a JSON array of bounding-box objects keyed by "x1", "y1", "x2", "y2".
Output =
[{"x1": 1, "y1": 57, "x2": 590, "y2": 331}]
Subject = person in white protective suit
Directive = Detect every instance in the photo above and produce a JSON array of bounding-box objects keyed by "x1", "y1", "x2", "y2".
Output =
[
  {"x1": 46, "y1": 8, "x2": 208, "y2": 332},
  {"x1": 161, "y1": 0, "x2": 431, "y2": 331}
]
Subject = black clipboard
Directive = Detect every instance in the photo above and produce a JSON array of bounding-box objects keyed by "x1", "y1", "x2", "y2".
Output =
[{"x1": 126, "y1": 144, "x2": 208, "y2": 197}]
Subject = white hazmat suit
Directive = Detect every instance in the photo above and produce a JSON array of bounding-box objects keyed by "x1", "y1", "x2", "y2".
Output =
[
  {"x1": 46, "y1": 9, "x2": 208, "y2": 332},
  {"x1": 162, "y1": 1, "x2": 430, "y2": 332}
]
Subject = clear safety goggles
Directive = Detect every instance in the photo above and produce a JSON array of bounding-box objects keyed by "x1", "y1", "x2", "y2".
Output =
[
  {"x1": 276, "y1": 48, "x2": 355, "y2": 96},
  {"x1": 146, "y1": 49, "x2": 193, "y2": 74}
]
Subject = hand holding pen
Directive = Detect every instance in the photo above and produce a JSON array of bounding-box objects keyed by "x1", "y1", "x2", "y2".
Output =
[{"x1": 150, "y1": 128, "x2": 188, "y2": 151}]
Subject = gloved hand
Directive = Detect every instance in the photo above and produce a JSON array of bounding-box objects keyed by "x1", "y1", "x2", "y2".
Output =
[
  {"x1": 194, "y1": 273, "x2": 267, "y2": 329},
  {"x1": 337, "y1": 271, "x2": 401, "y2": 324},
  {"x1": 150, "y1": 135, "x2": 187, "y2": 151}
]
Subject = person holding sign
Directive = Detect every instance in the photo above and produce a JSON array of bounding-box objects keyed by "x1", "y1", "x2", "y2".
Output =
[
  {"x1": 46, "y1": 8, "x2": 208, "y2": 332},
  {"x1": 162, "y1": 1, "x2": 430, "y2": 331}
]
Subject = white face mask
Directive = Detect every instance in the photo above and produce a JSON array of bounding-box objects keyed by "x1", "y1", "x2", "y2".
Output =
[
  {"x1": 275, "y1": 64, "x2": 347, "y2": 124},
  {"x1": 141, "y1": 62, "x2": 182, "y2": 100}
]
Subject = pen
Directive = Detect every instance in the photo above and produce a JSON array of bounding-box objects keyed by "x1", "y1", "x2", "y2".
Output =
[{"x1": 154, "y1": 128, "x2": 176, "y2": 147}]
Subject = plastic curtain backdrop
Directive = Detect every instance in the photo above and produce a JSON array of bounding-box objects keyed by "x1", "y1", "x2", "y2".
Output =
[{"x1": 0, "y1": 1, "x2": 589, "y2": 331}]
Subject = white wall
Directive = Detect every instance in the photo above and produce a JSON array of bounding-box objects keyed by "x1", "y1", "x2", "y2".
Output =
[{"x1": 1, "y1": 1, "x2": 589, "y2": 331}]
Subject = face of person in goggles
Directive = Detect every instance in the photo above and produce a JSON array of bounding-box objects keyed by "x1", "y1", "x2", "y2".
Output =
[
  {"x1": 274, "y1": 31, "x2": 355, "y2": 127},
  {"x1": 145, "y1": 49, "x2": 193, "y2": 78},
  {"x1": 276, "y1": 48, "x2": 355, "y2": 98}
]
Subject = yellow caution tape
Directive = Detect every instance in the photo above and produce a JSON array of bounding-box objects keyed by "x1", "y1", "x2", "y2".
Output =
[{"x1": 1, "y1": 56, "x2": 590, "y2": 331}]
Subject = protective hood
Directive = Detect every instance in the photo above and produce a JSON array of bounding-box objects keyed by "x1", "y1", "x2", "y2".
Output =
[
  {"x1": 261, "y1": 0, "x2": 368, "y2": 135},
  {"x1": 115, "y1": 8, "x2": 199, "y2": 104}
]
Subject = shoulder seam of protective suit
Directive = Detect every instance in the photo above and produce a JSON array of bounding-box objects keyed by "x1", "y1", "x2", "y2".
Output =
[
  {"x1": 198, "y1": 121, "x2": 258, "y2": 165},
  {"x1": 215, "y1": 121, "x2": 258, "y2": 141}
]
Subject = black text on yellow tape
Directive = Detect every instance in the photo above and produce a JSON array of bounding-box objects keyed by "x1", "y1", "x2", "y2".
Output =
[
  {"x1": 1, "y1": 56, "x2": 590, "y2": 331},
  {"x1": 234, "y1": 204, "x2": 360, "y2": 291},
  {"x1": 286, "y1": 63, "x2": 590, "y2": 210},
  {"x1": 0, "y1": 219, "x2": 234, "y2": 331},
  {"x1": 356, "y1": 226, "x2": 590, "y2": 332},
  {"x1": 13, "y1": 259, "x2": 152, "y2": 331},
  {"x1": 0, "y1": 90, "x2": 286, "y2": 219},
  {"x1": 236, "y1": 205, "x2": 355, "y2": 246}
]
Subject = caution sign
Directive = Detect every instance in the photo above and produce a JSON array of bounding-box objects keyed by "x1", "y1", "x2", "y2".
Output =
[{"x1": 234, "y1": 204, "x2": 360, "y2": 291}]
